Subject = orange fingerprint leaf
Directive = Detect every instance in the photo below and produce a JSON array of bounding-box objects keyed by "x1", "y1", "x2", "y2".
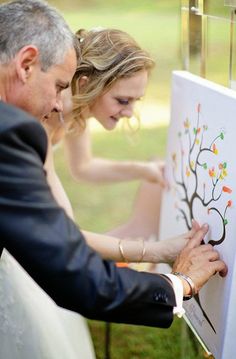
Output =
[{"x1": 222, "y1": 186, "x2": 232, "y2": 194}]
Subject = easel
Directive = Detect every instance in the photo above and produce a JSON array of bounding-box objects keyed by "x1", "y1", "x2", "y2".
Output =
[{"x1": 180, "y1": 1, "x2": 236, "y2": 358}]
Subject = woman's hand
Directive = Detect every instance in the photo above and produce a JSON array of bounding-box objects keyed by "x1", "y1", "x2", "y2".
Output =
[
  {"x1": 143, "y1": 160, "x2": 167, "y2": 187},
  {"x1": 146, "y1": 220, "x2": 200, "y2": 264}
]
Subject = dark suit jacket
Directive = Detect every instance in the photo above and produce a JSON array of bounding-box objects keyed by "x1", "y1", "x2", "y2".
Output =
[{"x1": 0, "y1": 101, "x2": 176, "y2": 328}]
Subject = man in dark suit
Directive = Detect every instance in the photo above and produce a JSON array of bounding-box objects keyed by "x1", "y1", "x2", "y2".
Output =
[{"x1": 0, "y1": 0, "x2": 227, "y2": 328}]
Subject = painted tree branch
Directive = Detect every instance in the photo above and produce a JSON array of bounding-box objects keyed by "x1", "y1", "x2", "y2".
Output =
[{"x1": 172, "y1": 103, "x2": 232, "y2": 333}]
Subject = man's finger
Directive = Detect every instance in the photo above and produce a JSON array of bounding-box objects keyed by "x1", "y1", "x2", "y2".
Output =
[
  {"x1": 211, "y1": 260, "x2": 228, "y2": 277},
  {"x1": 202, "y1": 259, "x2": 228, "y2": 277},
  {"x1": 187, "y1": 245, "x2": 215, "y2": 264},
  {"x1": 195, "y1": 249, "x2": 220, "y2": 263}
]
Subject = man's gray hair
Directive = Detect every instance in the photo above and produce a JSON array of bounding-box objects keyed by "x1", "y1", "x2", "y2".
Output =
[{"x1": 0, "y1": 0, "x2": 79, "y2": 70}]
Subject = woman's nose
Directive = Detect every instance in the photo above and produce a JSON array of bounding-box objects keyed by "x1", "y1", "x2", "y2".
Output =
[{"x1": 120, "y1": 104, "x2": 134, "y2": 118}]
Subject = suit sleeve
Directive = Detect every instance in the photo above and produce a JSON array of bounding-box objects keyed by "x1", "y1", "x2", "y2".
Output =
[{"x1": 0, "y1": 106, "x2": 176, "y2": 328}]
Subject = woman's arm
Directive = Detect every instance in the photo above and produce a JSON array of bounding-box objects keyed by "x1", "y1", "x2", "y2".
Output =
[
  {"x1": 64, "y1": 124, "x2": 166, "y2": 185},
  {"x1": 82, "y1": 222, "x2": 199, "y2": 264}
]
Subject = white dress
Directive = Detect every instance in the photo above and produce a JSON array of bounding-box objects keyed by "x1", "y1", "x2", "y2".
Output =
[{"x1": 0, "y1": 249, "x2": 96, "y2": 359}]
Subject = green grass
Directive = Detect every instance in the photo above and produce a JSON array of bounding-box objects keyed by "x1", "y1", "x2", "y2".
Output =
[
  {"x1": 55, "y1": 126, "x2": 168, "y2": 231},
  {"x1": 51, "y1": 0, "x2": 179, "y2": 13},
  {"x1": 88, "y1": 320, "x2": 204, "y2": 359}
]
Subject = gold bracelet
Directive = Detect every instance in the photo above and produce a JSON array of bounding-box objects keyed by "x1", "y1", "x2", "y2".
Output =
[
  {"x1": 118, "y1": 239, "x2": 128, "y2": 263},
  {"x1": 118, "y1": 239, "x2": 146, "y2": 263}
]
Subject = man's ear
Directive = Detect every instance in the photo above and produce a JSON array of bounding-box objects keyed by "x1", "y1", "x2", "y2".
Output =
[{"x1": 15, "y1": 45, "x2": 39, "y2": 83}]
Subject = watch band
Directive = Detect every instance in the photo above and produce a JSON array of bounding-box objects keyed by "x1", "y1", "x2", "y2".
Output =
[{"x1": 172, "y1": 271, "x2": 196, "y2": 301}]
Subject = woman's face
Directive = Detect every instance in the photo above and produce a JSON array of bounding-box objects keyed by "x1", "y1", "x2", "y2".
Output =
[{"x1": 89, "y1": 70, "x2": 148, "y2": 130}]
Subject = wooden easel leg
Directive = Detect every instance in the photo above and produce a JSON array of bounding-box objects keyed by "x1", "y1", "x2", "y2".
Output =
[{"x1": 104, "y1": 322, "x2": 111, "y2": 359}]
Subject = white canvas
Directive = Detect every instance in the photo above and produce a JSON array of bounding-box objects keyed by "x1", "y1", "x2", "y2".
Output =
[{"x1": 159, "y1": 71, "x2": 236, "y2": 358}]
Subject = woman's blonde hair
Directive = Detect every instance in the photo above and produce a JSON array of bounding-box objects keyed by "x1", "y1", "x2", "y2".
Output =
[{"x1": 71, "y1": 28, "x2": 155, "y2": 129}]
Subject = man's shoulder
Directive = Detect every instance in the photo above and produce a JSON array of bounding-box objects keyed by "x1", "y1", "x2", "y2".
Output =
[
  {"x1": 0, "y1": 101, "x2": 41, "y2": 132},
  {"x1": 0, "y1": 101, "x2": 47, "y2": 162}
]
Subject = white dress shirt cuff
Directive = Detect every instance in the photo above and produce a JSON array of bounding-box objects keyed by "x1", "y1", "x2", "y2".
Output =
[{"x1": 165, "y1": 273, "x2": 185, "y2": 318}]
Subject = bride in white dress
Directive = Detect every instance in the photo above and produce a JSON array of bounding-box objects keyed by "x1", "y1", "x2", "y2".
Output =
[{"x1": 0, "y1": 250, "x2": 95, "y2": 359}]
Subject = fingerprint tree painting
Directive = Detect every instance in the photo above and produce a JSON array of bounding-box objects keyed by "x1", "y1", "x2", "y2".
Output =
[{"x1": 171, "y1": 103, "x2": 233, "y2": 333}]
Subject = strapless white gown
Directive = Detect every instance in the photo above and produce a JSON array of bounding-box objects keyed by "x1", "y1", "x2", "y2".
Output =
[{"x1": 0, "y1": 249, "x2": 95, "y2": 359}]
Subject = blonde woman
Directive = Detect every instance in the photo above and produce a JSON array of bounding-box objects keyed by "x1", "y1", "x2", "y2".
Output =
[
  {"x1": 41, "y1": 28, "x2": 196, "y2": 359},
  {"x1": 45, "y1": 28, "x2": 196, "y2": 265}
]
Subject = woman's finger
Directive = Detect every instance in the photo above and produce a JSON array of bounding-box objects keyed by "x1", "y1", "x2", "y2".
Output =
[
  {"x1": 186, "y1": 223, "x2": 209, "y2": 249},
  {"x1": 186, "y1": 219, "x2": 201, "y2": 239}
]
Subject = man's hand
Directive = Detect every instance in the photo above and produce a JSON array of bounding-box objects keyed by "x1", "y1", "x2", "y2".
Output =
[{"x1": 172, "y1": 224, "x2": 227, "y2": 296}]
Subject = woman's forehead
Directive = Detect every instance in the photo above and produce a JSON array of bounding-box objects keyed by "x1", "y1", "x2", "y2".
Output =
[{"x1": 110, "y1": 71, "x2": 148, "y2": 97}]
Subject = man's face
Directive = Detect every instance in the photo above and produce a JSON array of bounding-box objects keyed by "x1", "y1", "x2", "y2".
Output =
[{"x1": 11, "y1": 47, "x2": 77, "y2": 120}]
